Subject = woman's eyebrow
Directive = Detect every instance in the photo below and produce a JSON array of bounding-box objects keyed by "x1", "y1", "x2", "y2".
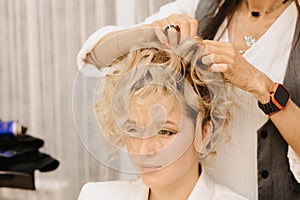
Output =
[
  {"x1": 122, "y1": 119, "x2": 178, "y2": 129},
  {"x1": 123, "y1": 120, "x2": 136, "y2": 127},
  {"x1": 157, "y1": 120, "x2": 178, "y2": 127}
]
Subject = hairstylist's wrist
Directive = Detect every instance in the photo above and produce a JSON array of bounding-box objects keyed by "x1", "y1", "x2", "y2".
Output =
[
  {"x1": 117, "y1": 27, "x2": 145, "y2": 55},
  {"x1": 252, "y1": 76, "x2": 274, "y2": 104}
]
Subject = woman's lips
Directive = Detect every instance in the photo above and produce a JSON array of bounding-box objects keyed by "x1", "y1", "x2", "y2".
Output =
[{"x1": 139, "y1": 165, "x2": 162, "y2": 172}]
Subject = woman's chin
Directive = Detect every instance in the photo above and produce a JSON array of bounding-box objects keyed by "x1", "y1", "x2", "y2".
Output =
[{"x1": 139, "y1": 172, "x2": 164, "y2": 188}]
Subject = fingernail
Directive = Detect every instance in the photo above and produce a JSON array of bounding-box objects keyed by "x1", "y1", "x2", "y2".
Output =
[{"x1": 164, "y1": 41, "x2": 170, "y2": 48}]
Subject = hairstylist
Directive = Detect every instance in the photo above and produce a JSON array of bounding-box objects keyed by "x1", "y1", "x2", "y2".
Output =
[{"x1": 77, "y1": 0, "x2": 300, "y2": 199}]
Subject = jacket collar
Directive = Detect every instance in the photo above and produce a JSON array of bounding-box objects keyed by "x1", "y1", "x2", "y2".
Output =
[{"x1": 139, "y1": 167, "x2": 215, "y2": 200}]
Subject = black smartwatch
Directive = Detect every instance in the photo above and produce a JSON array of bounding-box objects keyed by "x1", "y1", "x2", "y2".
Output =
[{"x1": 258, "y1": 83, "x2": 290, "y2": 116}]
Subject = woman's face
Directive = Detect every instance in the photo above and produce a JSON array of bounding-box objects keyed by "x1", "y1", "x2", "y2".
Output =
[{"x1": 123, "y1": 92, "x2": 199, "y2": 189}]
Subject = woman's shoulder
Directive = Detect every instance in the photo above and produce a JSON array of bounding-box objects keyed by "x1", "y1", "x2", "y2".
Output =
[
  {"x1": 213, "y1": 183, "x2": 249, "y2": 200},
  {"x1": 189, "y1": 169, "x2": 249, "y2": 200},
  {"x1": 78, "y1": 179, "x2": 148, "y2": 200}
]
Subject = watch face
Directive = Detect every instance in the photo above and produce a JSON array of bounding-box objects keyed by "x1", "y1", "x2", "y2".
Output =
[{"x1": 274, "y1": 84, "x2": 290, "y2": 107}]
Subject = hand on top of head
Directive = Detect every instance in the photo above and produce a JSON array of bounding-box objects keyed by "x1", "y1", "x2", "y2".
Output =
[{"x1": 139, "y1": 13, "x2": 199, "y2": 48}]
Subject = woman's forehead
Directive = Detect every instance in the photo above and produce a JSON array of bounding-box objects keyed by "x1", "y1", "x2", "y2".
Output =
[{"x1": 128, "y1": 94, "x2": 182, "y2": 126}]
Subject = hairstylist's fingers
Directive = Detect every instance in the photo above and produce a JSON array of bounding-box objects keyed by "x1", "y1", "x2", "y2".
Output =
[
  {"x1": 201, "y1": 54, "x2": 214, "y2": 66},
  {"x1": 167, "y1": 14, "x2": 199, "y2": 44},
  {"x1": 203, "y1": 40, "x2": 236, "y2": 55},
  {"x1": 152, "y1": 20, "x2": 170, "y2": 48},
  {"x1": 202, "y1": 40, "x2": 238, "y2": 71},
  {"x1": 166, "y1": 27, "x2": 180, "y2": 48},
  {"x1": 202, "y1": 54, "x2": 234, "y2": 70},
  {"x1": 208, "y1": 64, "x2": 228, "y2": 72},
  {"x1": 202, "y1": 54, "x2": 234, "y2": 65},
  {"x1": 203, "y1": 39, "x2": 232, "y2": 47},
  {"x1": 180, "y1": 14, "x2": 198, "y2": 37},
  {"x1": 168, "y1": 14, "x2": 189, "y2": 44}
]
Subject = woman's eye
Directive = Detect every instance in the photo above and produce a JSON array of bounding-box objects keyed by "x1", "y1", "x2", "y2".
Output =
[
  {"x1": 128, "y1": 128, "x2": 136, "y2": 133},
  {"x1": 126, "y1": 128, "x2": 138, "y2": 136},
  {"x1": 158, "y1": 130, "x2": 177, "y2": 136},
  {"x1": 124, "y1": 127, "x2": 138, "y2": 136}
]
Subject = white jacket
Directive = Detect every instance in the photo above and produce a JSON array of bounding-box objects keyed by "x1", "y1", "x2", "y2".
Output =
[{"x1": 78, "y1": 170, "x2": 248, "y2": 200}]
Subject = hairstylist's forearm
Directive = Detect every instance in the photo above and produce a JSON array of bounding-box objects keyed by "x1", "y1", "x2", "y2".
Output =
[
  {"x1": 82, "y1": 0, "x2": 194, "y2": 69},
  {"x1": 85, "y1": 28, "x2": 145, "y2": 68},
  {"x1": 270, "y1": 100, "x2": 300, "y2": 156},
  {"x1": 250, "y1": 76, "x2": 300, "y2": 156}
]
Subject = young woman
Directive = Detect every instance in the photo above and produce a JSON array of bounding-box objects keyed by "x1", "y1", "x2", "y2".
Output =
[
  {"x1": 78, "y1": 38, "x2": 247, "y2": 199},
  {"x1": 77, "y1": 0, "x2": 300, "y2": 199}
]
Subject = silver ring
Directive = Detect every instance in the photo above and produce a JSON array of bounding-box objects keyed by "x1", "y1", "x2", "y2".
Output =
[{"x1": 164, "y1": 24, "x2": 180, "y2": 32}]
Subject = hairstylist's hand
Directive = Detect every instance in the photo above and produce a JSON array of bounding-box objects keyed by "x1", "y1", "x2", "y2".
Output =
[
  {"x1": 140, "y1": 14, "x2": 198, "y2": 48},
  {"x1": 88, "y1": 14, "x2": 198, "y2": 67},
  {"x1": 201, "y1": 40, "x2": 274, "y2": 103}
]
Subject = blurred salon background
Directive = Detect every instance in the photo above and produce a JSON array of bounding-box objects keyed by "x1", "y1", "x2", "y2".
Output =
[{"x1": 0, "y1": 0, "x2": 173, "y2": 199}]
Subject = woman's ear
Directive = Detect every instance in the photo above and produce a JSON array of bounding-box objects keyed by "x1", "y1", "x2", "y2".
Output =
[
  {"x1": 202, "y1": 121, "x2": 213, "y2": 147},
  {"x1": 193, "y1": 118, "x2": 213, "y2": 153}
]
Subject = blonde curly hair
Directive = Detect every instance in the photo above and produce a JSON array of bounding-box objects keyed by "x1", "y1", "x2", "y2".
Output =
[{"x1": 95, "y1": 37, "x2": 229, "y2": 159}]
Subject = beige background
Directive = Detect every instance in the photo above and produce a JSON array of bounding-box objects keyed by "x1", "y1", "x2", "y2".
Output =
[{"x1": 0, "y1": 0, "x2": 173, "y2": 199}]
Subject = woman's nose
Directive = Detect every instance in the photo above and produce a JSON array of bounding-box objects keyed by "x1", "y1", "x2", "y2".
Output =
[{"x1": 128, "y1": 137, "x2": 162, "y2": 156}]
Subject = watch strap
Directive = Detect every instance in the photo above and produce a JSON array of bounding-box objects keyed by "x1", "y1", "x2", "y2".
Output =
[
  {"x1": 258, "y1": 100, "x2": 280, "y2": 115},
  {"x1": 258, "y1": 83, "x2": 290, "y2": 116}
]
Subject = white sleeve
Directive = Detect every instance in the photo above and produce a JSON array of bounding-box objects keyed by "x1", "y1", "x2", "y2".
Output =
[
  {"x1": 288, "y1": 145, "x2": 300, "y2": 183},
  {"x1": 77, "y1": 0, "x2": 200, "y2": 77},
  {"x1": 76, "y1": 25, "x2": 128, "y2": 77}
]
